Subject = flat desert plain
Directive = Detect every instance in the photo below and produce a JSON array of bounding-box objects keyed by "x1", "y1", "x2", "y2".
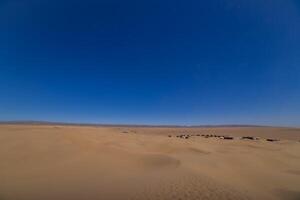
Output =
[{"x1": 0, "y1": 125, "x2": 300, "y2": 200}]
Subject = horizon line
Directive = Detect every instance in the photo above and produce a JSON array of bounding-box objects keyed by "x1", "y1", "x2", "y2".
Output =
[{"x1": 0, "y1": 120, "x2": 298, "y2": 129}]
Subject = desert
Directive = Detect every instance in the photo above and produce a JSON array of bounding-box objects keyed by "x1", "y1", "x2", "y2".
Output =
[{"x1": 0, "y1": 124, "x2": 299, "y2": 200}]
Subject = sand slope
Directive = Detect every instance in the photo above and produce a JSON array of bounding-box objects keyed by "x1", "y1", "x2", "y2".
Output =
[{"x1": 0, "y1": 125, "x2": 300, "y2": 200}]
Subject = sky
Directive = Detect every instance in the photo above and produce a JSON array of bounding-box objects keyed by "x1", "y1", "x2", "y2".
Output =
[{"x1": 0, "y1": 0, "x2": 300, "y2": 126}]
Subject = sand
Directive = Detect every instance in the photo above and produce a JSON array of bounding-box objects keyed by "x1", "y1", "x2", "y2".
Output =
[{"x1": 0, "y1": 124, "x2": 300, "y2": 200}]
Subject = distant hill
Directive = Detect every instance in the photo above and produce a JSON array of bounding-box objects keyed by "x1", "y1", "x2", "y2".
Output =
[{"x1": 0, "y1": 120, "x2": 281, "y2": 128}]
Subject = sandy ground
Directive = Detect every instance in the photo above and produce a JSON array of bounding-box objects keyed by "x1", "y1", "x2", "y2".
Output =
[{"x1": 0, "y1": 125, "x2": 300, "y2": 200}]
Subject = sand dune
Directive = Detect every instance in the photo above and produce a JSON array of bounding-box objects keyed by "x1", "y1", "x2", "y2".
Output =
[{"x1": 0, "y1": 124, "x2": 300, "y2": 200}]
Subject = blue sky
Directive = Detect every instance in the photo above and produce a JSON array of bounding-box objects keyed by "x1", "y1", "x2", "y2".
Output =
[{"x1": 0, "y1": 0, "x2": 299, "y2": 126}]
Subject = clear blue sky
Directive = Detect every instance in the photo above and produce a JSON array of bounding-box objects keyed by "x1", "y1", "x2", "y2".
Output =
[{"x1": 0, "y1": 0, "x2": 299, "y2": 126}]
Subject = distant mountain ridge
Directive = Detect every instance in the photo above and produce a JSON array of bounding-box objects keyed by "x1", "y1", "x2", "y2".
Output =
[{"x1": 0, "y1": 120, "x2": 287, "y2": 128}]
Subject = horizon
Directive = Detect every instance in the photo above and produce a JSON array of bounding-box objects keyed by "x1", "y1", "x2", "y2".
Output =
[
  {"x1": 1, "y1": 0, "x2": 300, "y2": 127},
  {"x1": 0, "y1": 120, "x2": 299, "y2": 129}
]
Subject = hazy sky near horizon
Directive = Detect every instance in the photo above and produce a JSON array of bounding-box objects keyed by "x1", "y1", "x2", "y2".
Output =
[{"x1": 0, "y1": 0, "x2": 300, "y2": 126}]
